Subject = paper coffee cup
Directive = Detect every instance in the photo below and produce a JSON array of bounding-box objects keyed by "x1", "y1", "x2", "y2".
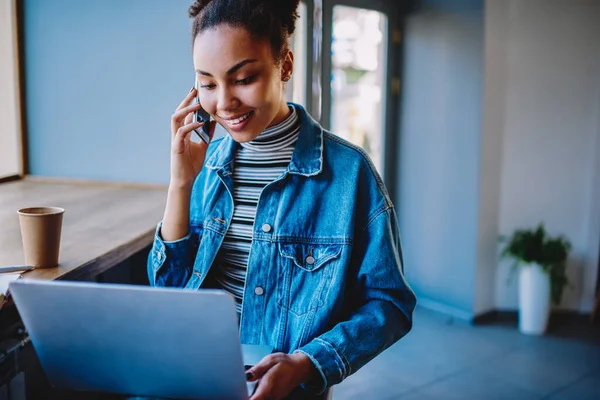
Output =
[{"x1": 17, "y1": 207, "x2": 65, "y2": 268}]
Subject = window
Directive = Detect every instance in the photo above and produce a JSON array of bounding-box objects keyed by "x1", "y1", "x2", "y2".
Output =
[
  {"x1": 285, "y1": 1, "x2": 308, "y2": 105},
  {"x1": 0, "y1": 0, "x2": 22, "y2": 180},
  {"x1": 330, "y1": 5, "x2": 387, "y2": 175}
]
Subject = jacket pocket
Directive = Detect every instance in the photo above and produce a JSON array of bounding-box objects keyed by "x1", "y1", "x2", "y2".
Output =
[{"x1": 277, "y1": 242, "x2": 342, "y2": 316}]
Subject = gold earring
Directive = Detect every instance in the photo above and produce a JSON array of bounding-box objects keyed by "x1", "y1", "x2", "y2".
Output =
[{"x1": 282, "y1": 75, "x2": 291, "y2": 82}]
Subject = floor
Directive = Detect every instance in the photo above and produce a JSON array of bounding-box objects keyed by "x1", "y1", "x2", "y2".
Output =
[{"x1": 333, "y1": 307, "x2": 600, "y2": 400}]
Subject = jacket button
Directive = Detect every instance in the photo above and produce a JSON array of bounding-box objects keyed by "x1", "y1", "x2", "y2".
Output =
[
  {"x1": 254, "y1": 287, "x2": 264, "y2": 296},
  {"x1": 306, "y1": 256, "x2": 315, "y2": 265},
  {"x1": 261, "y1": 224, "x2": 272, "y2": 233},
  {"x1": 156, "y1": 251, "x2": 163, "y2": 261}
]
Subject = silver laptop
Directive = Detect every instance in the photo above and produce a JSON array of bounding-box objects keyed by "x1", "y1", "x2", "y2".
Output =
[{"x1": 9, "y1": 279, "x2": 272, "y2": 399}]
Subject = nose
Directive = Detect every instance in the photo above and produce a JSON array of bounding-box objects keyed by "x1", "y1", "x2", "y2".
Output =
[{"x1": 216, "y1": 85, "x2": 240, "y2": 112}]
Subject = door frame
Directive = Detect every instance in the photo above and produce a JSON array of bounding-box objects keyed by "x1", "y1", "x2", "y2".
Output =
[{"x1": 320, "y1": 0, "x2": 404, "y2": 200}]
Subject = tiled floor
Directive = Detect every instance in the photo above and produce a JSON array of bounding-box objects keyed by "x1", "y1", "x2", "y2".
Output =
[{"x1": 333, "y1": 307, "x2": 600, "y2": 399}]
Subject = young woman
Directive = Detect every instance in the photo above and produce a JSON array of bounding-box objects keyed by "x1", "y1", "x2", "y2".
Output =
[{"x1": 148, "y1": 0, "x2": 416, "y2": 399}]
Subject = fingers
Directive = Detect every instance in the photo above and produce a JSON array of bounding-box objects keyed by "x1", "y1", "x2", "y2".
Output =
[
  {"x1": 176, "y1": 87, "x2": 197, "y2": 110},
  {"x1": 175, "y1": 102, "x2": 201, "y2": 119},
  {"x1": 184, "y1": 111, "x2": 193, "y2": 126},
  {"x1": 175, "y1": 121, "x2": 203, "y2": 141},
  {"x1": 172, "y1": 121, "x2": 204, "y2": 154},
  {"x1": 249, "y1": 369, "x2": 276, "y2": 400},
  {"x1": 172, "y1": 87, "x2": 202, "y2": 136},
  {"x1": 246, "y1": 353, "x2": 282, "y2": 382},
  {"x1": 171, "y1": 103, "x2": 202, "y2": 133},
  {"x1": 189, "y1": 120, "x2": 216, "y2": 146}
]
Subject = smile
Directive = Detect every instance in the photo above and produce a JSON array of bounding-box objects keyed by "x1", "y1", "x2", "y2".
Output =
[{"x1": 222, "y1": 111, "x2": 253, "y2": 127}]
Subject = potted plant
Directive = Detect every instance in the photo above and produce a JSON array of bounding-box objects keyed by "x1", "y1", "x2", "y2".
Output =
[{"x1": 499, "y1": 223, "x2": 571, "y2": 335}]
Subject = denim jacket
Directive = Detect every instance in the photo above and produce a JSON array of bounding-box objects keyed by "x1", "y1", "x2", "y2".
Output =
[{"x1": 147, "y1": 103, "x2": 416, "y2": 394}]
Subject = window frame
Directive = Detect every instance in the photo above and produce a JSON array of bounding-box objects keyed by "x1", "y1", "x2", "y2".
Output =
[
  {"x1": 321, "y1": 0, "x2": 404, "y2": 202},
  {"x1": 0, "y1": 0, "x2": 26, "y2": 183}
]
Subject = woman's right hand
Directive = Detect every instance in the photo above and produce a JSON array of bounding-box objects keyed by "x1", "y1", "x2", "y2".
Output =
[{"x1": 169, "y1": 88, "x2": 215, "y2": 189}]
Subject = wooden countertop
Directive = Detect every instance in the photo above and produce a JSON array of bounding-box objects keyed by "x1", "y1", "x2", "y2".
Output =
[{"x1": 0, "y1": 178, "x2": 167, "y2": 281}]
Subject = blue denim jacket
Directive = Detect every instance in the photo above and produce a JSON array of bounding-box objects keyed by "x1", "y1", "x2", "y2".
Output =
[{"x1": 147, "y1": 103, "x2": 416, "y2": 394}]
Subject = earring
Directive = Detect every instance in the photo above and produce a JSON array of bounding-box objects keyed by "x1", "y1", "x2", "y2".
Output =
[{"x1": 282, "y1": 75, "x2": 291, "y2": 82}]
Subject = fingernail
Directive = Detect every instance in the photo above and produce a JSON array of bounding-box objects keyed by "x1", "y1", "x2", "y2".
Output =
[{"x1": 246, "y1": 372, "x2": 254, "y2": 381}]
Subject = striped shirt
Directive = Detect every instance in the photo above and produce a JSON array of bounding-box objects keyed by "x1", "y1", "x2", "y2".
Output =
[{"x1": 213, "y1": 106, "x2": 300, "y2": 314}]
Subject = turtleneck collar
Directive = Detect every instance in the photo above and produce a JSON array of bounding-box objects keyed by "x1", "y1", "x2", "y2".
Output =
[{"x1": 240, "y1": 106, "x2": 299, "y2": 152}]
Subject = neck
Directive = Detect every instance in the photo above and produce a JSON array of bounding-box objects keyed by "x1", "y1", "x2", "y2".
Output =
[{"x1": 267, "y1": 101, "x2": 292, "y2": 128}]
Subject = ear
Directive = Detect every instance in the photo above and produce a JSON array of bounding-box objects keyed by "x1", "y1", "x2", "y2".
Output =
[{"x1": 281, "y1": 49, "x2": 294, "y2": 82}]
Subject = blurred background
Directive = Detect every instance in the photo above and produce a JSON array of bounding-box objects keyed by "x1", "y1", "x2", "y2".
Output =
[{"x1": 1, "y1": 0, "x2": 599, "y2": 398}]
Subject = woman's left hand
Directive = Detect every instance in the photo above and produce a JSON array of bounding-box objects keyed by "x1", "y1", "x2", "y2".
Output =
[{"x1": 247, "y1": 352, "x2": 318, "y2": 400}]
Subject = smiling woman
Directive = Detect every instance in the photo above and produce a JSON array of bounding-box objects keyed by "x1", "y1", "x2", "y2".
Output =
[
  {"x1": 191, "y1": 1, "x2": 297, "y2": 143},
  {"x1": 0, "y1": 0, "x2": 22, "y2": 180},
  {"x1": 148, "y1": 1, "x2": 416, "y2": 399},
  {"x1": 194, "y1": 25, "x2": 292, "y2": 142}
]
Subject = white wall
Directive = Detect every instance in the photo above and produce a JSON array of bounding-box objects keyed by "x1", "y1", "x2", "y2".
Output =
[
  {"x1": 399, "y1": 2, "x2": 484, "y2": 319},
  {"x1": 490, "y1": 0, "x2": 600, "y2": 312},
  {"x1": 473, "y1": 0, "x2": 508, "y2": 315},
  {"x1": 401, "y1": 0, "x2": 600, "y2": 318},
  {"x1": 0, "y1": 0, "x2": 21, "y2": 178}
]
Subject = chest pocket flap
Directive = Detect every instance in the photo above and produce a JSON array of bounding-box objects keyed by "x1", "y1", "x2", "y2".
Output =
[{"x1": 279, "y1": 243, "x2": 342, "y2": 272}]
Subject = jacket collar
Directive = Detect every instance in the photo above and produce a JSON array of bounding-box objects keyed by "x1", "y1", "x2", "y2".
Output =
[{"x1": 205, "y1": 102, "x2": 323, "y2": 177}]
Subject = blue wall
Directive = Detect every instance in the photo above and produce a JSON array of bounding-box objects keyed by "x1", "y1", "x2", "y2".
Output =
[
  {"x1": 398, "y1": 1, "x2": 484, "y2": 319},
  {"x1": 25, "y1": 0, "x2": 194, "y2": 183}
]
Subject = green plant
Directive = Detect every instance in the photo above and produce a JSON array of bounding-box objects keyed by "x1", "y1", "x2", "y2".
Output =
[{"x1": 499, "y1": 223, "x2": 572, "y2": 305}]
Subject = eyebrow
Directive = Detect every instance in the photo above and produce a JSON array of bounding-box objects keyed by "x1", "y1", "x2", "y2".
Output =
[{"x1": 196, "y1": 59, "x2": 258, "y2": 77}]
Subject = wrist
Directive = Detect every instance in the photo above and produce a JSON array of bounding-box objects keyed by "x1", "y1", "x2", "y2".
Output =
[
  {"x1": 168, "y1": 180, "x2": 194, "y2": 192},
  {"x1": 291, "y1": 352, "x2": 318, "y2": 383}
]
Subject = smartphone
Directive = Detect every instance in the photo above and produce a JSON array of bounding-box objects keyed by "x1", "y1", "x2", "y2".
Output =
[{"x1": 193, "y1": 77, "x2": 211, "y2": 144}]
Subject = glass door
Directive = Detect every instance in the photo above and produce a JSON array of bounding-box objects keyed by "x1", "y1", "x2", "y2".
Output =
[
  {"x1": 330, "y1": 5, "x2": 387, "y2": 174},
  {"x1": 324, "y1": 0, "x2": 401, "y2": 183}
]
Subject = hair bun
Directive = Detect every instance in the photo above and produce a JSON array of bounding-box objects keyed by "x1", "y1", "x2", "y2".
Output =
[
  {"x1": 189, "y1": 0, "x2": 302, "y2": 61},
  {"x1": 270, "y1": 0, "x2": 301, "y2": 35},
  {"x1": 189, "y1": 0, "x2": 213, "y2": 18}
]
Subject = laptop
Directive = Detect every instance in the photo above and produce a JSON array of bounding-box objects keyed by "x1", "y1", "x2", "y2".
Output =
[{"x1": 9, "y1": 279, "x2": 273, "y2": 399}]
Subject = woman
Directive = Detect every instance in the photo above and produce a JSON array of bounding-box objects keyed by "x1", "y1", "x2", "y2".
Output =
[{"x1": 147, "y1": 0, "x2": 416, "y2": 399}]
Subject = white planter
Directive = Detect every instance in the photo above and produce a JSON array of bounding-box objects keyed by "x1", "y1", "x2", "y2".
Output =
[{"x1": 518, "y1": 263, "x2": 551, "y2": 335}]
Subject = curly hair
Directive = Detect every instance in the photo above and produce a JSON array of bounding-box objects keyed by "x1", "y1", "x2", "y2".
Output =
[{"x1": 188, "y1": 0, "x2": 301, "y2": 64}]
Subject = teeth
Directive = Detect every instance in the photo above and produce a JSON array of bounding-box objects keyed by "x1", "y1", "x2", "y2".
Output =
[{"x1": 228, "y1": 112, "x2": 251, "y2": 125}]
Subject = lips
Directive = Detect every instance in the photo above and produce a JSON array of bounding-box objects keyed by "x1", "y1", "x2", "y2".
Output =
[{"x1": 221, "y1": 111, "x2": 253, "y2": 128}]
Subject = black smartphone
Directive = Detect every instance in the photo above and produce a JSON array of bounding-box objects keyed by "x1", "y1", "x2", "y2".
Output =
[{"x1": 193, "y1": 77, "x2": 211, "y2": 144}]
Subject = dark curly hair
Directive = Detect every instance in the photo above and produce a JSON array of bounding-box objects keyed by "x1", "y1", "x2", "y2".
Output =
[{"x1": 188, "y1": 0, "x2": 301, "y2": 64}]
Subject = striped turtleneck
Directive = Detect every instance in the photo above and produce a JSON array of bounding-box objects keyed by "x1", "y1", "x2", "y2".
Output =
[{"x1": 213, "y1": 106, "x2": 300, "y2": 314}]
